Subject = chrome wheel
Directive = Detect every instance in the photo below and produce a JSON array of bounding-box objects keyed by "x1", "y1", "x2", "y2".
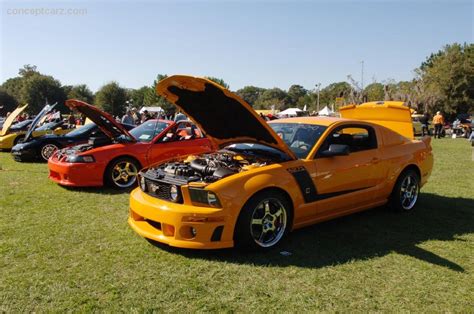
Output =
[
  {"x1": 41, "y1": 144, "x2": 58, "y2": 161},
  {"x1": 250, "y1": 198, "x2": 287, "y2": 248},
  {"x1": 111, "y1": 161, "x2": 138, "y2": 188},
  {"x1": 399, "y1": 174, "x2": 419, "y2": 210}
]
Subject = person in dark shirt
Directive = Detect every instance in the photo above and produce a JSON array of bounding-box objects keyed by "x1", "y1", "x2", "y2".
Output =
[{"x1": 419, "y1": 112, "x2": 430, "y2": 136}]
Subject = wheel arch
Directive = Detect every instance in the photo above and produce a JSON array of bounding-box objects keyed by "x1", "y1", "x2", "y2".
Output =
[
  {"x1": 235, "y1": 186, "x2": 295, "y2": 233},
  {"x1": 390, "y1": 163, "x2": 421, "y2": 195},
  {"x1": 103, "y1": 154, "x2": 143, "y2": 182},
  {"x1": 400, "y1": 164, "x2": 421, "y2": 180}
]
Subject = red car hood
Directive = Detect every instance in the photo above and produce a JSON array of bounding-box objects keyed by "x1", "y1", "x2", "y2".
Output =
[{"x1": 65, "y1": 99, "x2": 136, "y2": 141}]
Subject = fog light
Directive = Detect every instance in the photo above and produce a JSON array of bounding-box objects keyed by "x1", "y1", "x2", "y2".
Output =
[
  {"x1": 170, "y1": 185, "x2": 179, "y2": 202},
  {"x1": 139, "y1": 175, "x2": 146, "y2": 191},
  {"x1": 190, "y1": 227, "x2": 197, "y2": 238},
  {"x1": 162, "y1": 223, "x2": 175, "y2": 237}
]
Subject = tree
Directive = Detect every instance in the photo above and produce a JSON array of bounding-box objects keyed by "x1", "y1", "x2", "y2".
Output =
[
  {"x1": 127, "y1": 86, "x2": 150, "y2": 109},
  {"x1": 254, "y1": 88, "x2": 290, "y2": 110},
  {"x1": 319, "y1": 82, "x2": 352, "y2": 108},
  {"x1": 235, "y1": 86, "x2": 266, "y2": 107},
  {"x1": 1, "y1": 77, "x2": 23, "y2": 103},
  {"x1": 287, "y1": 84, "x2": 308, "y2": 107},
  {"x1": 205, "y1": 76, "x2": 229, "y2": 89},
  {"x1": 20, "y1": 74, "x2": 67, "y2": 114},
  {"x1": 95, "y1": 82, "x2": 127, "y2": 117},
  {"x1": 416, "y1": 43, "x2": 474, "y2": 117},
  {"x1": 143, "y1": 74, "x2": 176, "y2": 114},
  {"x1": 1, "y1": 65, "x2": 68, "y2": 113},
  {"x1": 364, "y1": 83, "x2": 384, "y2": 102},
  {"x1": 18, "y1": 64, "x2": 39, "y2": 78},
  {"x1": 67, "y1": 84, "x2": 94, "y2": 103},
  {"x1": 0, "y1": 88, "x2": 18, "y2": 115}
]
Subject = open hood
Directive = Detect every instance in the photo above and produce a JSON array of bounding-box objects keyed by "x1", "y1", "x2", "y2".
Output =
[
  {"x1": 23, "y1": 103, "x2": 57, "y2": 142},
  {"x1": 65, "y1": 99, "x2": 136, "y2": 141},
  {"x1": 0, "y1": 104, "x2": 28, "y2": 136},
  {"x1": 340, "y1": 101, "x2": 414, "y2": 139},
  {"x1": 156, "y1": 75, "x2": 296, "y2": 159}
]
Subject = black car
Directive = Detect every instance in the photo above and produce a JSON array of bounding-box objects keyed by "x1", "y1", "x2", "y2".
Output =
[
  {"x1": 11, "y1": 122, "x2": 135, "y2": 162},
  {"x1": 8, "y1": 119, "x2": 33, "y2": 133}
]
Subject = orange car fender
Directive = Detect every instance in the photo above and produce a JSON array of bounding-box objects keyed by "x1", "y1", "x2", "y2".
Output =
[{"x1": 211, "y1": 167, "x2": 306, "y2": 237}]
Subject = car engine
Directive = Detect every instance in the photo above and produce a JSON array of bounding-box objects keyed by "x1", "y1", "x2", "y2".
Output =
[{"x1": 142, "y1": 151, "x2": 274, "y2": 185}]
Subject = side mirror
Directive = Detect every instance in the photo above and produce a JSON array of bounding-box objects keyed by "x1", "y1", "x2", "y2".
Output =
[{"x1": 320, "y1": 144, "x2": 350, "y2": 157}]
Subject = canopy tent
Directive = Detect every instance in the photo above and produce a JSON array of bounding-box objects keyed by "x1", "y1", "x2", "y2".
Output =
[
  {"x1": 277, "y1": 108, "x2": 303, "y2": 117},
  {"x1": 139, "y1": 106, "x2": 163, "y2": 114},
  {"x1": 318, "y1": 106, "x2": 334, "y2": 116}
]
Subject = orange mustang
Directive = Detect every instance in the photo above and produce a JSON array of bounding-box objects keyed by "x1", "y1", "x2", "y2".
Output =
[
  {"x1": 128, "y1": 76, "x2": 434, "y2": 250},
  {"x1": 48, "y1": 99, "x2": 213, "y2": 189}
]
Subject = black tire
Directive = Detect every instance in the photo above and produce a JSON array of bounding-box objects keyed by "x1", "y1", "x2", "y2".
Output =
[
  {"x1": 388, "y1": 169, "x2": 420, "y2": 212},
  {"x1": 13, "y1": 135, "x2": 25, "y2": 145},
  {"x1": 104, "y1": 157, "x2": 140, "y2": 189},
  {"x1": 234, "y1": 190, "x2": 292, "y2": 251},
  {"x1": 39, "y1": 142, "x2": 60, "y2": 162}
]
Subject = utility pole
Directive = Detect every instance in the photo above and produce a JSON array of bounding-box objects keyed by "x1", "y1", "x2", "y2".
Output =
[
  {"x1": 315, "y1": 83, "x2": 321, "y2": 112},
  {"x1": 361, "y1": 60, "x2": 364, "y2": 91}
]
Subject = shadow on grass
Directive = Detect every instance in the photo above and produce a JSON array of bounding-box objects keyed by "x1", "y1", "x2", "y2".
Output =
[
  {"x1": 148, "y1": 193, "x2": 473, "y2": 272},
  {"x1": 61, "y1": 185, "x2": 134, "y2": 195}
]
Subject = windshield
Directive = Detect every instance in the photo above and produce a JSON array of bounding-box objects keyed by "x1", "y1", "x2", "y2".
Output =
[
  {"x1": 129, "y1": 120, "x2": 169, "y2": 142},
  {"x1": 65, "y1": 123, "x2": 96, "y2": 137},
  {"x1": 269, "y1": 123, "x2": 327, "y2": 158}
]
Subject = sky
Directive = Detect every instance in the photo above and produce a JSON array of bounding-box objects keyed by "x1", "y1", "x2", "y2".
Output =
[{"x1": 0, "y1": 0, "x2": 473, "y2": 92}]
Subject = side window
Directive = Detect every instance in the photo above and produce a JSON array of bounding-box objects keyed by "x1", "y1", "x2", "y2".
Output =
[
  {"x1": 318, "y1": 125, "x2": 377, "y2": 155},
  {"x1": 158, "y1": 122, "x2": 204, "y2": 143}
]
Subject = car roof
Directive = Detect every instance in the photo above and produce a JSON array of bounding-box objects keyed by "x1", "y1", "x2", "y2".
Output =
[{"x1": 268, "y1": 116, "x2": 349, "y2": 126}]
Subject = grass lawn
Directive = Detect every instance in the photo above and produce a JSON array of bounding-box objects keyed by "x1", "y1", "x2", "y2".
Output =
[{"x1": 1, "y1": 138, "x2": 473, "y2": 311}]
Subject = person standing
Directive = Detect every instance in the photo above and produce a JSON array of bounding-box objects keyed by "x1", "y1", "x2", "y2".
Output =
[
  {"x1": 121, "y1": 110, "x2": 134, "y2": 125},
  {"x1": 419, "y1": 112, "x2": 430, "y2": 136},
  {"x1": 174, "y1": 111, "x2": 187, "y2": 122},
  {"x1": 433, "y1": 111, "x2": 445, "y2": 139},
  {"x1": 141, "y1": 110, "x2": 151, "y2": 124}
]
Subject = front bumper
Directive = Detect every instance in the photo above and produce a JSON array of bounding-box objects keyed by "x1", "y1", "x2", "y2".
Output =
[
  {"x1": 11, "y1": 144, "x2": 37, "y2": 162},
  {"x1": 0, "y1": 134, "x2": 16, "y2": 150},
  {"x1": 128, "y1": 188, "x2": 234, "y2": 249},
  {"x1": 48, "y1": 157, "x2": 104, "y2": 187}
]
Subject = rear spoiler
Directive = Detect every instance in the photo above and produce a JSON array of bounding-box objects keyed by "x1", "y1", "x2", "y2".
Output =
[
  {"x1": 422, "y1": 135, "x2": 432, "y2": 148},
  {"x1": 340, "y1": 101, "x2": 414, "y2": 139}
]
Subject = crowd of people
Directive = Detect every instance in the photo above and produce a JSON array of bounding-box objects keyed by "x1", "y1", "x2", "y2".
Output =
[
  {"x1": 417, "y1": 111, "x2": 473, "y2": 139},
  {"x1": 118, "y1": 108, "x2": 188, "y2": 126}
]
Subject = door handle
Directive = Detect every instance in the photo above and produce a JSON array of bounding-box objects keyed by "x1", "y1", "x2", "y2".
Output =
[{"x1": 371, "y1": 157, "x2": 380, "y2": 164}]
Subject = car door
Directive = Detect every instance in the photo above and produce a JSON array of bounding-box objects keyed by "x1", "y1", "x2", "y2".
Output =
[
  {"x1": 146, "y1": 121, "x2": 212, "y2": 165},
  {"x1": 308, "y1": 124, "x2": 383, "y2": 216}
]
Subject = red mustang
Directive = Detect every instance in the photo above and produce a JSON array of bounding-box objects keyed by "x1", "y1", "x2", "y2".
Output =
[{"x1": 48, "y1": 99, "x2": 214, "y2": 189}]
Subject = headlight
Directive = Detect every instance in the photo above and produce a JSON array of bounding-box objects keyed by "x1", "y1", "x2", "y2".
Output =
[
  {"x1": 170, "y1": 185, "x2": 179, "y2": 202},
  {"x1": 189, "y1": 188, "x2": 221, "y2": 208},
  {"x1": 65, "y1": 155, "x2": 95, "y2": 163}
]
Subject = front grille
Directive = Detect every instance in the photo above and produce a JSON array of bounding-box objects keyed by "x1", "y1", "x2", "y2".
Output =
[{"x1": 144, "y1": 178, "x2": 183, "y2": 203}]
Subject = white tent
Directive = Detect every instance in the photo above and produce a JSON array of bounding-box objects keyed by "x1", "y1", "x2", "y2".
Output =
[
  {"x1": 140, "y1": 106, "x2": 163, "y2": 114},
  {"x1": 277, "y1": 108, "x2": 303, "y2": 117},
  {"x1": 318, "y1": 106, "x2": 334, "y2": 116}
]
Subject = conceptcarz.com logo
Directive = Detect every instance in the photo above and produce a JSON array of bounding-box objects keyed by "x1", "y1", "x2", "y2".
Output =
[{"x1": 6, "y1": 7, "x2": 88, "y2": 16}]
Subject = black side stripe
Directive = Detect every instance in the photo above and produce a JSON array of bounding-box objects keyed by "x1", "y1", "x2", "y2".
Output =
[{"x1": 287, "y1": 167, "x2": 374, "y2": 203}]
